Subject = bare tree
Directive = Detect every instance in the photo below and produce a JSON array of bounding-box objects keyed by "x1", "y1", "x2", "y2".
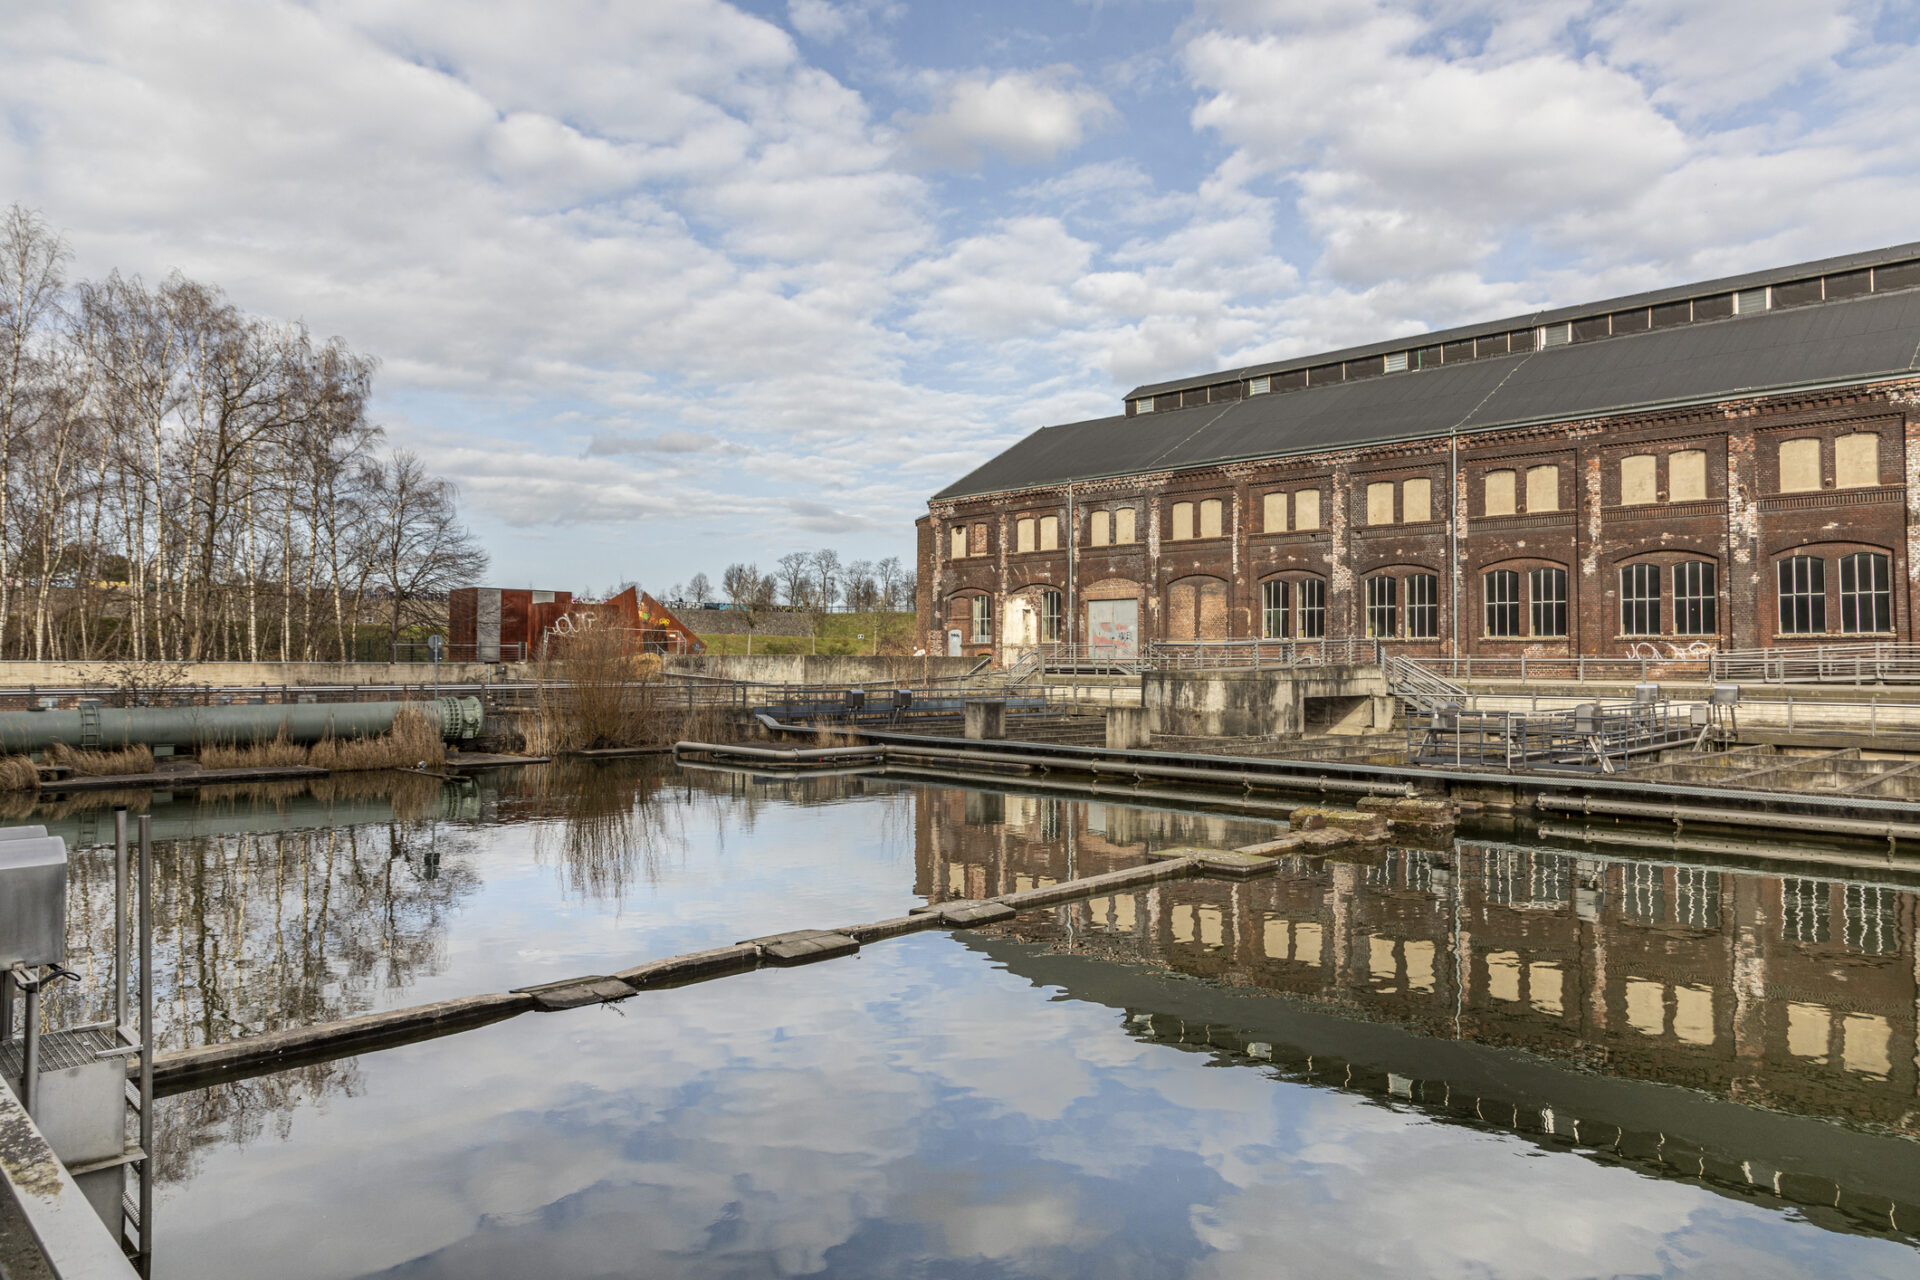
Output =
[
  {"x1": 0, "y1": 206, "x2": 69, "y2": 657},
  {"x1": 722, "y1": 561, "x2": 773, "y2": 654},
  {"x1": 686, "y1": 571, "x2": 711, "y2": 604},
  {"x1": 776, "y1": 551, "x2": 812, "y2": 609},
  {"x1": 810, "y1": 548, "x2": 842, "y2": 611},
  {"x1": 363, "y1": 450, "x2": 488, "y2": 651},
  {"x1": 876, "y1": 556, "x2": 905, "y2": 612}
]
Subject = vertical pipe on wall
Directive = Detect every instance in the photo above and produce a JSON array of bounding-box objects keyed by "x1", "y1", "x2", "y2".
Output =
[
  {"x1": 1450, "y1": 427, "x2": 1461, "y2": 658},
  {"x1": 1066, "y1": 482, "x2": 1077, "y2": 649}
]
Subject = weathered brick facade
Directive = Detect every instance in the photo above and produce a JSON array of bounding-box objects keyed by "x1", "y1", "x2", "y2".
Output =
[{"x1": 919, "y1": 382, "x2": 1920, "y2": 661}]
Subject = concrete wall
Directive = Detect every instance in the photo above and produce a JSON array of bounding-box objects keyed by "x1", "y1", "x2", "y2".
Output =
[
  {"x1": 661, "y1": 654, "x2": 980, "y2": 685},
  {"x1": 1144, "y1": 665, "x2": 1390, "y2": 737}
]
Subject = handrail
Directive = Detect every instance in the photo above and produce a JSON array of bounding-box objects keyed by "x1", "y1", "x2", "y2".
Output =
[{"x1": 1710, "y1": 642, "x2": 1920, "y2": 684}]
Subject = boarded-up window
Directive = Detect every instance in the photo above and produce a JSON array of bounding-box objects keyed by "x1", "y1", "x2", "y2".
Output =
[
  {"x1": 1016, "y1": 518, "x2": 1035, "y2": 553},
  {"x1": 950, "y1": 527, "x2": 967, "y2": 559},
  {"x1": 1669, "y1": 450, "x2": 1707, "y2": 501},
  {"x1": 1198, "y1": 498, "x2": 1223, "y2": 538},
  {"x1": 1039, "y1": 515, "x2": 1059, "y2": 550},
  {"x1": 1166, "y1": 577, "x2": 1229, "y2": 640},
  {"x1": 1295, "y1": 489, "x2": 1321, "y2": 530},
  {"x1": 1366, "y1": 481, "x2": 1395, "y2": 525},
  {"x1": 1620, "y1": 455, "x2": 1656, "y2": 505},
  {"x1": 970, "y1": 523, "x2": 987, "y2": 555},
  {"x1": 1403, "y1": 478, "x2": 1431, "y2": 523},
  {"x1": 1484, "y1": 470, "x2": 1516, "y2": 516},
  {"x1": 1525, "y1": 465, "x2": 1558, "y2": 512},
  {"x1": 1171, "y1": 502, "x2": 1194, "y2": 541},
  {"x1": 1090, "y1": 510, "x2": 1110, "y2": 546},
  {"x1": 1116, "y1": 507, "x2": 1136, "y2": 543},
  {"x1": 1779, "y1": 438, "x2": 1821, "y2": 493},
  {"x1": 1835, "y1": 434, "x2": 1879, "y2": 488},
  {"x1": 1263, "y1": 491, "x2": 1286, "y2": 532}
]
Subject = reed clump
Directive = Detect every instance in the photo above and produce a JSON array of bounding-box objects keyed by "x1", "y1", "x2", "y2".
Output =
[
  {"x1": 0, "y1": 754, "x2": 42, "y2": 795},
  {"x1": 526, "y1": 626, "x2": 671, "y2": 754},
  {"x1": 49, "y1": 742, "x2": 155, "y2": 776},
  {"x1": 308, "y1": 707, "x2": 445, "y2": 772},
  {"x1": 195, "y1": 708, "x2": 445, "y2": 773},
  {"x1": 197, "y1": 731, "x2": 310, "y2": 771}
]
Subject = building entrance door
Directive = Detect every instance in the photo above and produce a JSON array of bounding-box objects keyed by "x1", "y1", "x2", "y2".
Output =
[
  {"x1": 1002, "y1": 597, "x2": 1037, "y2": 665},
  {"x1": 1087, "y1": 599, "x2": 1138, "y2": 659}
]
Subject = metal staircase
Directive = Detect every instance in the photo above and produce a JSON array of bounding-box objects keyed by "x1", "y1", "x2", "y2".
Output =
[{"x1": 1383, "y1": 654, "x2": 1467, "y2": 714}]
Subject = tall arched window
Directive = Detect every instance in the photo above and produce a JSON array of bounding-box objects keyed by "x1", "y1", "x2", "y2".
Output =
[
  {"x1": 1839, "y1": 553, "x2": 1892, "y2": 633},
  {"x1": 1262, "y1": 580, "x2": 1290, "y2": 638},
  {"x1": 1777, "y1": 556, "x2": 1824, "y2": 634},
  {"x1": 1621, "y1": 564, "x2": 1661, "y2": 635},
  {"x1": 1529, "y1": 568, "x2": 1567, "y2": 637},
  {"x1": 1407, "y1": 574, "x2": 1439, "y2": 638},
  {"x1": 1298, "y1": 579, "x2": 1326, "y2": 638},
  {"x1": 1674, "y1": 561, "x2": 1717, "y2": 635},
  {"x1": 1484, "y1": 470, "x2": 1516, "y2": 516},
  {"x1": 1365, "y1": 576, "x2": 1398, "y2": 638},
  {"x1": 1484, "y1": 570, "x2": 1520, "y2": 637}
]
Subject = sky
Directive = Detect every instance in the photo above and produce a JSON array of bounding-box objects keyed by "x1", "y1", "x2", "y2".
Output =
[{"x1": 4, "y1": 1, "x2": 1919, "y2": 595}]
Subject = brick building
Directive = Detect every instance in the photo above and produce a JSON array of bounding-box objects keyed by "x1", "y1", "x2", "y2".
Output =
[{"x1": 917, "y1": 244, "x2": 1920, "y2": 662}]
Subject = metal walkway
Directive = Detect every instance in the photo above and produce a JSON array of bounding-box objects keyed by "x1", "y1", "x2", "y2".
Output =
[{"x1": 1406, "y1": 700, "x2": 1704, "y2": 772}]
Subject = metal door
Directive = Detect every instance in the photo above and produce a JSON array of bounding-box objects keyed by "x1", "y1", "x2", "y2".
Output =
[{"x1": 1087, "y1": 599, "x2": 1138, "y2": 659}]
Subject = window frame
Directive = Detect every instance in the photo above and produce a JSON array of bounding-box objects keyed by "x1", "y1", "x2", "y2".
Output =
[
  {"x1": 1365, "y1": 575, "x2": 1398, "y2": 639},
  {"x1": 1529, "y1": 567, "x2": 1567, "y2": 638},
  {"x1": 1261, "y1": 579, "x2": 1290, "y2": 639},
  {"x1": 1777, "y1": 555, "x2": 1826, "y2": 635},
  {"x1": 1406, "y1": 573, "x2": 1439, "y2": 639},
  {"x1": 1297, "y1": 578, "x2": 1326, "y2": 639},
  {"x1": 1483, "y1": 569, "x2": 1521, "y2": 638},
  {"x1": 1620, "y1": 562, "x2": 1661, "y2": 636},
  {"x1": 1674, "y1": 560, "x2": 1717, "y2": 636},
  {"x1": 1040, "y1": 589, "x2": 1063, "y2": 643},
  {"x1": 1839, "y1": 551, "x2": 1892, "y2": 634},
  {"x1": 970, "y1": 594, "x2": 992, "y2": 643}
]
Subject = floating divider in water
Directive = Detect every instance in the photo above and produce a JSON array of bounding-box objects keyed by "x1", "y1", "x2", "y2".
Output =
[{"x1": 146, "y1": 794, "x2": 1454, "y2": 1095}]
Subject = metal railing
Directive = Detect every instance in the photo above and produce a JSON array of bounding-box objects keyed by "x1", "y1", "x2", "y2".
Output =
[
  {"x1": 391, "y1": 641, "x2": 527, "y2": 663},
  {"x1": 1710, "y1": 643, "x2": 1920, "y2": 684},
  {"x1": 1143, "y1": 638, "x2": 1382, "y2": 669},
  {"x1": 1407, "y1": 699, "x2": 1701, "y2": 772},
  {"x1": 1413, "y1": 654, "x2": 1711, "y2": 682}
]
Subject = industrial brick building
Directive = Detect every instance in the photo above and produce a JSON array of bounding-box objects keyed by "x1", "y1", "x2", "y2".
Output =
[{"x1": 916, "y1": 244, "x2": 1920, "y2": 663}]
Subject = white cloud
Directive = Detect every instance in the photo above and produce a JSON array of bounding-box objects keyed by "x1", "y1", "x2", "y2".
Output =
[{"x1": 901, "y1": 70, "x2": 1115, "y2": 168}]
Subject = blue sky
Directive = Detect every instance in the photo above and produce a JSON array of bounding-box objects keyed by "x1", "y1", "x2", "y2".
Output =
[{"x1": 5, "y1": 0, "x2": 1919, "y2": 593}]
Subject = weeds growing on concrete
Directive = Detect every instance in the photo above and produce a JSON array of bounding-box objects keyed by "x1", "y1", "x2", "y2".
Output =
[
  {"x1": 197, "y1": 731, "x2": 311, "y2": 771},
  {"x1": 196, "y1": 708, "x2": 446, "y2": 773}
]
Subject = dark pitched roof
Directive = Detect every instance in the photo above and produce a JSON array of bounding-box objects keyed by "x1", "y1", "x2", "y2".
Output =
[
  {"x1": 933, "y1": 287, "x2": 1920, "y2": 502},
  {"x1": 1127, "y1": 240, "x2": 1920, "y2": 400}
]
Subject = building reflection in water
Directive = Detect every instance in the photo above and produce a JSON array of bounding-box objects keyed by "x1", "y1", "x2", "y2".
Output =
[{"x1": 22, "y1": 763, "x2": 1918, "y2": 1230}]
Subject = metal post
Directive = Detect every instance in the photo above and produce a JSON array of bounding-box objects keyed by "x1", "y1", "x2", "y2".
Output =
[
  {"x1": 137, "y1": 814, "x2": 154, "y2": 1269},
  {"x1": 20, "y1": 972, "x2": 38, "y2": 1113},
  {"x1": 0, "y1": 969, "x2": 10, "y2": 1043},
  {"x1": 115, "y1": 806, "x2": 129, "y2": 1030}
]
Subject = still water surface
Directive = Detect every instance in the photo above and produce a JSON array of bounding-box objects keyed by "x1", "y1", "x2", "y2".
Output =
[{"x1": 34, "y1": 763, "x2": 1920, "y2": 1278}]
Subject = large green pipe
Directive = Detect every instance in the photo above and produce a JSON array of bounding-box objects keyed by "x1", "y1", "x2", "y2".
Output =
[{"x1": 0, "y1": 697, "x2": 483, "y2": 753}]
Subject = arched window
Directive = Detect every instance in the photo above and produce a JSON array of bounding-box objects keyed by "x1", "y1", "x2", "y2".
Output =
[
  {"x1": 1675, "y1": 561, "x2": 1717, "y2": 635},
  {"x1": 950, "y1": 527, "x2": 967, "y2": 559},
  {"x1": 1403, "y1": 478, "x2": 1432, "y2": 523},
  {"x1": 1294, "y1": 490, "x2": 1321, "y2": 531},
  {"x1": 1115, "y1": 507, "x2": 1137, "y2": 543},
  {"x1": 1839, "y1": 552, "x2": 1892, "y2": 633},
  {"x1": 1262, "y1": 580, "x2": 1290, "y2": 638},
  {"x1": 1621, "y1": 564, "x2": 1661, "y2": 635},
  {"x1": 1529, "y1": 568, "x2": 1567, "y2": 637},
  {"x1": 1298, "y1": 578, "x2": 1326, "y2": 638},
  {"x1": 1090, "y1": 510, "x2": 1111, "y2": 546},
  {"x1": 1367, "y1": 481, "x2": 1395, "y2": 525},
  {"x1": 1406, "y1": 573, "x2": 1439, "y2": 638},
  {"x1": 1366, "y1": 575, "x2": 1398, "y2": 638},
  {"x1": 1039, "y1": 516, "x2": 1059, "y2": 550},
  {"x1": 1199, "y1": 498, "x2": 1224, "y2": 538},
  {"x1": 1483, "y1": 570, "x2": 1520, "y2": 637},
  {"x1": 1777, "y1": 556, "x2": 1824, "y2": 634},
  {"x1": 1016, "y1": 518, "x2": 1036, "y2": 552},
  {"x1": 1171, "y1": 502, "x2": 1194, "y2": 541},
  {"x1": 1263, "y1": 492, "x2": 1286, "y2": 532}
]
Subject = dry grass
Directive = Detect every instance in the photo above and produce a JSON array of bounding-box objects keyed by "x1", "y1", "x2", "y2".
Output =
[
  {"x1": 308, "y1": 707, "x2": 446, "y2": 772},
  {"x1": 0, "y1": 755, "x2": 41, "y2": 795},
  {"x1": 197, "y1": 731, "x2": 311, "y2": 771},
  {"x1": 195, "y1": 707, "x2": 447, "y2": 775},
  {"x1": 49, "y1": 742, "x2": 155, "y2": 776}
]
